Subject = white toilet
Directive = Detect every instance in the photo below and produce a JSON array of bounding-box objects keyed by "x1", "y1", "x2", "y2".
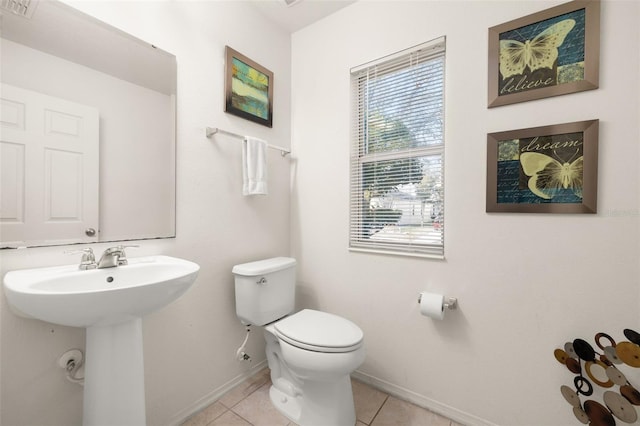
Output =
[{"x1": 233, "y1": 257, "x2": 365, "y2": 426}]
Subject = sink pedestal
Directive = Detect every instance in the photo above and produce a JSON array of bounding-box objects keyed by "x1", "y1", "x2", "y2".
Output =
[{"x1": 84, "y1": 318, "x2": 146, "y2": 426}]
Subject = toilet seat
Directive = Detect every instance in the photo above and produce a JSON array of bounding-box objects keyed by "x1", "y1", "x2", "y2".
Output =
[{"x1": 274, "y1": 309, "x2": 364, "y2": 353}]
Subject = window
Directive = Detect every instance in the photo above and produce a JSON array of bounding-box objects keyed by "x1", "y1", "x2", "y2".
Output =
[{"x1": 349, "y1": 37, "x2": 445, "y2": 258}]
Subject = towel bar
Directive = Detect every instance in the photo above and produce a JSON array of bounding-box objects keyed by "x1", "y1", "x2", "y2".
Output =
[{"x1": 206, "y1": 127, "x2": 291, "y2": 157}]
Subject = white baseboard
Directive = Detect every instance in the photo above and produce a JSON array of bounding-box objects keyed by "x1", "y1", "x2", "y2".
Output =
[
  {"x1": 351, "y1": 370, "x2": 497, "y2": 426},
  {"x1": 169, "y1": 360, "x2": 267, "y2": 426}
]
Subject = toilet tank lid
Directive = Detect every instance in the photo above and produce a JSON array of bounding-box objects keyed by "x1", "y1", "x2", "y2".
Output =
[{"x1": 232, "y1": 257, "x2": 296, "y2": 276}]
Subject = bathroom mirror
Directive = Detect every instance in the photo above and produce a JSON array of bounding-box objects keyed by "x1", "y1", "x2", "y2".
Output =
[{"x1": 0, "y1": 0, "x2": 176, "y2": 248}]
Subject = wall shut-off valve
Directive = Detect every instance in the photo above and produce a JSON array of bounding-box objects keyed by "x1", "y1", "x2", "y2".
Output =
[
  {"x1": 58, "y1": 349, "x2": 85, "y2": 385},
  {"x1": 235, "y1": 326, "x2": 252, "y2": 362}
]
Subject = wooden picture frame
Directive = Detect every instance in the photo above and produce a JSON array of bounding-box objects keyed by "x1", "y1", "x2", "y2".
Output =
[
  {"x1": 488, "y1": 0, "x2": 600, "y2": 108},
  {"x1": 225, "y1": 46, "x2": 273, "y2": 127},
  {"x1": 486, "y1": 120, "x2": 599, "y2": 213}
]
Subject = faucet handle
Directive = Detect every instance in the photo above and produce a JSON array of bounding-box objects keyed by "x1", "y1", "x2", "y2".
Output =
[
  {"x1": 65, "y1": 248, "x2": 97, "y2": 270},
  {"x1": 114, "y1": 244, "x2": 139, "y2": 265}
]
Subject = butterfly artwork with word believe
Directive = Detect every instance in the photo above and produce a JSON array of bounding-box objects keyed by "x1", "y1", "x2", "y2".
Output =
[
  {"x1": 499, "y1": 11, "x2": 584, "y2": 96},
  {"x1": 488, "y1": 0, "x2": 600, "y2": 107}
]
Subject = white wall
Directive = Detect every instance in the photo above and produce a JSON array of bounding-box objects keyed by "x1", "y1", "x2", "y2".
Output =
[
  {"x1": 0, "y1": 1, "x2": 291, "y2": 425},
  {"x1": 291, "y1": 1, "x2": 640, "y2": 425},
  {"x1": 3, "y1": 1, "x2": 639, "y2": 425}
]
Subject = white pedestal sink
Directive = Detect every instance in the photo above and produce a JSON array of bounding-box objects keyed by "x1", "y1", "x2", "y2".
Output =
[{"x1": 3, "y1": 255, "x2": 200, "y2": 426}]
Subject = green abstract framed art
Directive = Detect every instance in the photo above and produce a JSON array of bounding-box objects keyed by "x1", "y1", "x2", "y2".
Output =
[{"x1": 225, "y1": 46, "x2": 274, "y2": 127}]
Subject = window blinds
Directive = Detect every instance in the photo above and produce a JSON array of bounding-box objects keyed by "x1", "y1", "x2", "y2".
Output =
[{"x1": 349, "y1": 37, "x2": 446, "y2": 258}]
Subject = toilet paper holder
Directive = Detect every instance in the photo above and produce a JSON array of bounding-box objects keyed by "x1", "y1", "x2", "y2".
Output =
[{"x1": 418, "y1": 294, "x2": 458, "y2": 310}]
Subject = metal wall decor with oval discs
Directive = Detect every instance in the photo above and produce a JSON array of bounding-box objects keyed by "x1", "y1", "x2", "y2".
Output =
[{"x1": 554, "y1": 329, "x2": 640, "y2": 425}]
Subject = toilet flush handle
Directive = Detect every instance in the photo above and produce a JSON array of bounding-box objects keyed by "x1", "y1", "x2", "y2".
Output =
[{"x1": 256, "y1": 277, "x2": 267, "y2": 285}]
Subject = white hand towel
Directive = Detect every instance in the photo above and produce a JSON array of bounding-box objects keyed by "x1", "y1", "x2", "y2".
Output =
[{"x1": 242, "y1": 136, "x2": 268, "y2": 196}]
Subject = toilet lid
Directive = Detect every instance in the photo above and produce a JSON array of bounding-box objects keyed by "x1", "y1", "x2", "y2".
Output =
[{"x1": 274, "y1": 309, "x2": 364, "y2": 353}]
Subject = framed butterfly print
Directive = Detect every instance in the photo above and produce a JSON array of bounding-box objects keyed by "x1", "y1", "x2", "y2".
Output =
[
  {"x1": 486, "y1": 120, "x2": 599, "y2": 214},
  {"x1": 487, "y1": 0, "x2": 600, "y2": 108}
]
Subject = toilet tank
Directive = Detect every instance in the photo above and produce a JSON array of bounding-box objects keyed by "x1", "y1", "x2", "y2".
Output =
[{"x1": 233, "y1": 257, "x2": 296, "y2": 326}]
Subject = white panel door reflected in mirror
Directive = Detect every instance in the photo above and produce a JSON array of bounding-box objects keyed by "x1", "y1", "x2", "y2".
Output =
[{"x1": 1, "y1": 84, "x2": 99, "y2": 247}]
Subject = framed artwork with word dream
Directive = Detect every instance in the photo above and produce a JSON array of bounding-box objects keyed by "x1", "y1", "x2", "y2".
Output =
[
  {"x1": 487, "y1": 0, "x2": 600, "y2": 107},
  {"x1": 486, "y1": 120, "x2": 599, "y2": 214}
]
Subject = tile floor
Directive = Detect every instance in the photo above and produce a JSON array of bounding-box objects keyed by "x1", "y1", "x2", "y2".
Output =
[{"x1": 181, "y1": 368, "x2": 462, "y2": 426}]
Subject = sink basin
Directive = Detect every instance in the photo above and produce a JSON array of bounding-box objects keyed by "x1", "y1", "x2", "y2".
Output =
[{"x1": 3, "y1": 255, "x2": 200, "y2": 327}]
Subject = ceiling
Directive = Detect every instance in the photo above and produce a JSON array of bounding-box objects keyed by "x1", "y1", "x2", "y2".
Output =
[{"x1": 248, "y1": 0, "x2": 356, "y2": 33}]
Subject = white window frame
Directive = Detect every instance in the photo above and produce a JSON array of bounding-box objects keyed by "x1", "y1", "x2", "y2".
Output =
[{"x1": 349, "y1": 37, "x2": 446, "y2": 259}]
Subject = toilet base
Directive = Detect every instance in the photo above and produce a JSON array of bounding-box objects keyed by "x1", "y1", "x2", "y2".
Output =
[
  {"x1": 270, "y1": 385, "x2": 302, "y2": 423},
  {"x1": 269, "y1": 375, "x2": 356, "y2": 426}
]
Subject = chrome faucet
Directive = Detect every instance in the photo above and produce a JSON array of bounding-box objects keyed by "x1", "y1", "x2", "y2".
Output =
[{"x1": 97, "y1": 245, "x2": 138, "y2": 269}]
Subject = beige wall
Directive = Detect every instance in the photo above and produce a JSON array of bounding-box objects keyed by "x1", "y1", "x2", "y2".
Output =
[
  {"x1": 290, "y1": 1, "x2": 640, "y2": 425},
  {"x1": 0, "y1": 1, "x2": 291, "y2": 425}
]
